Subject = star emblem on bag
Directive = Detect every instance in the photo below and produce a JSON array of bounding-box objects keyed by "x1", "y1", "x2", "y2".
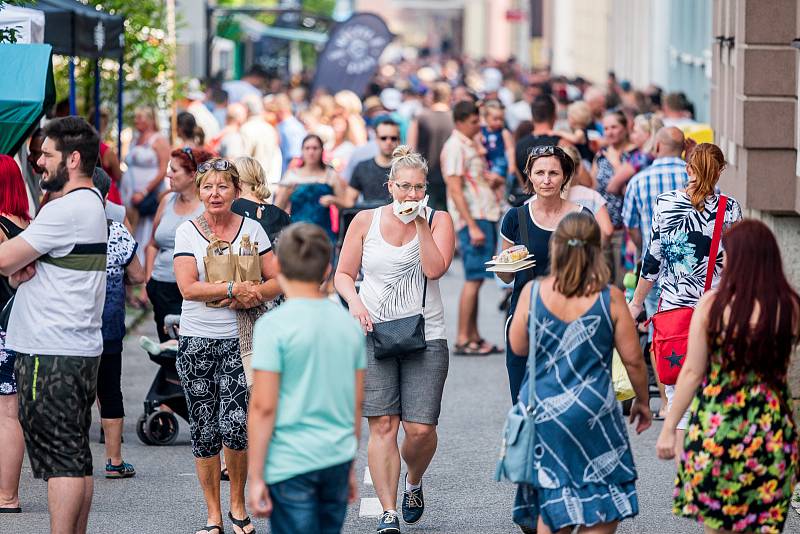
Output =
[{"x1": 666, "y1": 350, "x2": 683, "y2": 368}]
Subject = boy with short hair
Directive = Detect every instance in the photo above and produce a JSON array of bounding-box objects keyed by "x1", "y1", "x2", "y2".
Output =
[{"x1": 247, "y1": 223, "x2": 365, "y2": 534}]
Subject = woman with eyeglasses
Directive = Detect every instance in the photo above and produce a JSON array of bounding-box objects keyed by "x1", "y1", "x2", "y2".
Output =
[
  {"x1": 273, "y1": 134, "x2": 348, "y2": 242},
  {"x1": 335, "y1": 146, "x2": 455, "y2": 533},
  {"x1": 497, "y1": 145, "x2": 592, "y2": 403},
  {"x1": 173, "y1": 158, "x2": 280, "y2": 534},
  {"x1": 144, "y1": 147, "x2": 214, "y2": 343}
]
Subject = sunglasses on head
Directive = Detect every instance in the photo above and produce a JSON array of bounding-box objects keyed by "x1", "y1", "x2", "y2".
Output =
[
  {"x1": 181, "y1": 146, "x2": 196, "y2": 168},
  {"x1": 197, "y1": 159, "x2": 238, "y2": 177},
  {"x1": 379, "y1": 136, "x2": 399, "y2": 142},
  {"x1": 525, "y1": 145, "x2": 567, "y2": 173}
]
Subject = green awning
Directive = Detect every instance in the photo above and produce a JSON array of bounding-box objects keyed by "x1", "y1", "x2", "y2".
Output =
[{"x1": 0, "y1": 43, "x2": 55, "y2": 155}]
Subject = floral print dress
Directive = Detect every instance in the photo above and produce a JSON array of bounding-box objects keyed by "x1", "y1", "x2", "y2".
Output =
[{"x1": 674, "y1": 349, "x2": 799, "y2": 532}]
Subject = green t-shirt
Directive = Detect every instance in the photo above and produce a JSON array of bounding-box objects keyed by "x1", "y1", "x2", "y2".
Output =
[{"x1": 252, "y1": 298, "x2": 366, "y2": 484}]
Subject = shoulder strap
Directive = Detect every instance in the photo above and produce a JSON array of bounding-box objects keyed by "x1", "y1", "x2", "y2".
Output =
[
  {"x1": 194, "y1": 214, "x2": 213, "y2": 239},
  {"x1": 0, "y1": 215, "x2": 12, "y2": 239},
  {"x1": 421, "y1": 208, "x2": 435, "y2": 310},
  {"x1": 517, "y1": 204, "x2": 529, "y2": 249},
  {"x1": 526, "y1": 280, "x2": 541, "y2": 408},
  {"x1": 704, "y1": 195, "x2": 727, "y2": 293}
]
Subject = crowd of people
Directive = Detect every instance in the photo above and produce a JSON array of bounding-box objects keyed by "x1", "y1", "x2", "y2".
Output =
[{"x1": 0, "y1": 56, "x2": 798, "y2": 534}]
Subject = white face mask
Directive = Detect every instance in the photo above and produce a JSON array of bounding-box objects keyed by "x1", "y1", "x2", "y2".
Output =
[{"x1": 392, "y1": 195, "x2": 429, "y2": 224}]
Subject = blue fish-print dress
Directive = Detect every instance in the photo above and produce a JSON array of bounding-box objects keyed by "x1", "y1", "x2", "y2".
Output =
[{"x1": 513, "y1": 284, "x2": 639, "y2": 531}]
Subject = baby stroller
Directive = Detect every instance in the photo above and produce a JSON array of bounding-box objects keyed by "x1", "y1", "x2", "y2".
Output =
[{"x1": 136, "y1": 314, "x2": 188, "y2": 446}]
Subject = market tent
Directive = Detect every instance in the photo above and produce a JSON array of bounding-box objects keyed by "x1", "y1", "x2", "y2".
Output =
[
  {"x1": 0, "y1": 5, "x2": 45, "y2": 44},
  {"x1": 33, "y1": 0, "x2": 124, "y2": 58},
  {"x1": 0, "y1": 43, "x2": 55, "y2": 155}
]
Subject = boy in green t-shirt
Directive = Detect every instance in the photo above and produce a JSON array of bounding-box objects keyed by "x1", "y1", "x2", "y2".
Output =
[{"x1": 247, "y1": 223, "x2": 366, "y2": 533}]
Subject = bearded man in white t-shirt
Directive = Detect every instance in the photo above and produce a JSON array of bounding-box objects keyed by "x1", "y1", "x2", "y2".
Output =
[{"x1": 0, "y1": 116, "x2": 107, "y2": 534}]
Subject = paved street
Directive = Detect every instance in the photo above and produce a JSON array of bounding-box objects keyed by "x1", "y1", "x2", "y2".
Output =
[{"x1": 6, "y1": 263, "x2": 800, "y2": 533}]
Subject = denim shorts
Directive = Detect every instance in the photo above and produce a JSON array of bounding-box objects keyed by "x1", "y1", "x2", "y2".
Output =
[
  {"x1": 363, "y1": 338, "x2": 449, "y2": 425},
  {"x1": 457, "y1": 219, "x2": 498, "y2": 281},
  {"x1": 269, "y1": 460, "x2": 352, "y2": 534}
]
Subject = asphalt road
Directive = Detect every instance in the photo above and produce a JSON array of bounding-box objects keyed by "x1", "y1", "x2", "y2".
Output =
[{"x1": 6, "y1": 263, "x2": 800, "y2": 533}]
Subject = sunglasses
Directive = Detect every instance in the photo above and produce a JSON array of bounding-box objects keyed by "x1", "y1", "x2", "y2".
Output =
[
  {"x1": 379, "y1": 136, "x2": 399, "y2": 142},
  {"x1": 525, "y1": 145, "x2": 566, "y2": 174},
  {"x1": 181, "y1": 146, "x2": 196, "y2": 168},
  {"x1": 197, "y1": 159, "x2": 239, "y2": 177}
]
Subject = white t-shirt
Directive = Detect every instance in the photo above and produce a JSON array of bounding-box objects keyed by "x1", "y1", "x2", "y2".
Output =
[
  {"x1": 173, "y1": 216, "x2": 271, "y2": 338},
  {"x1": 7, "y1": 188, "x2": 108, "y2": 357}
]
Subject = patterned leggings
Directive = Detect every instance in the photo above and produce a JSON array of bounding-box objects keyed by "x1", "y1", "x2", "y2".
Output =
[{"x1": 176, "y1": 336, "x2": 249, "y2": 458}]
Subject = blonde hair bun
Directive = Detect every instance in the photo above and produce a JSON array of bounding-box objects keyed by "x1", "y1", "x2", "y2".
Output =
[{"x1": 389, "y1": 145, "x2": 429, "y2": 181}]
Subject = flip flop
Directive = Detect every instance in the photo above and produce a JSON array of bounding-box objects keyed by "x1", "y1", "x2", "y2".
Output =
[
  {"x1": 0, "y1": 507, "x2": 21, "y2": 513},
  {"x1": 228, "y1": 511, "x2": 255, "y2": 534},
  {"x1": 454, "y1": 341, "x2": 492, "y2": 356},
  {"x1": 476, "y1": 338, "x2": 503, "y2": 354}
]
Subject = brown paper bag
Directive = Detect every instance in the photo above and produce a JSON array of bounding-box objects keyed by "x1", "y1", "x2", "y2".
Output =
[
  {"x1": 234, "y1": 254, "x2": 261, "y2": 283},
  {"x1": 203, "y1": 237, "x2": 236, "y2": 308}
]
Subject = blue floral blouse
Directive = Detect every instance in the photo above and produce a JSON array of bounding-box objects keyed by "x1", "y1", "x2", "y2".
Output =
[{"x1": 641, "y1": 191, "x2": 742, "y2": 311}]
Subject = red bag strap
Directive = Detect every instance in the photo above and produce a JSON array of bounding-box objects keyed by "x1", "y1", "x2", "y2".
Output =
[{"x1": 704, "y1": 195, "x2": 727, "y2": 293}]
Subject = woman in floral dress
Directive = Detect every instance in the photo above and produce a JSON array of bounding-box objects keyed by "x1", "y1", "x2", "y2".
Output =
[
  {"x1": 628, "y1": 143, "x2": 743, "y2": 453},
  {"x1": 656, "y1": 219, "x2": 800, "y2": 533}
]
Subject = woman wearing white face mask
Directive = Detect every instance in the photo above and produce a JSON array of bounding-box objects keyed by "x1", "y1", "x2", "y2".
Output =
[{"x1": 335, "y1": 145, "x2": 455, "y2": 534}]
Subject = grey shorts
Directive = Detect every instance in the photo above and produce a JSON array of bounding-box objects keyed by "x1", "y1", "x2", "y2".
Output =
[{"x1": 363, "y1": 338, "x2": 449, "y2": 425}]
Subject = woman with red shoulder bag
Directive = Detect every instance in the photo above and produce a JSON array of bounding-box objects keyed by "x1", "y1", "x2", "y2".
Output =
[{"x1": 627, "y1": 143, "x2": 742, "y2": 455}]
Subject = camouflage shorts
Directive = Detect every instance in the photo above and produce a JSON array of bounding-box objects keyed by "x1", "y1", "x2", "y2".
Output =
[{"x1": 14, "y1": 353, "x2": 100, "y2": 480}]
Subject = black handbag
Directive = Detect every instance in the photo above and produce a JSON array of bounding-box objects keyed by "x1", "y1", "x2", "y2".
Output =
[
  {"x1": 0, "y1": 294, "x2": 13, "y2": 332},
  {"x1": 368, "y1": 209, "x2": 434, "y2": 360},
  {"x1": 136, "y1": 189, "x2": 160, "y2": 217}
]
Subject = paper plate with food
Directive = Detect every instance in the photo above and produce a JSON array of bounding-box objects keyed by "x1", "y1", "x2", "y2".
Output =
[{"x1": 486, "y1": 245, "x2": 536, "y2": 272}]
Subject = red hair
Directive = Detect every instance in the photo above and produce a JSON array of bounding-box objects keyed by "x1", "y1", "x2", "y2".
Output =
[
  {"x1": 0, "y1": 155, "x2": 31, "y2": 222},
  {"x1": 708, "y1": 220, "x2": 800, "y2": 389},
  {"x1": 170, "y1": 147, "x2": 215, "y2": 175}
]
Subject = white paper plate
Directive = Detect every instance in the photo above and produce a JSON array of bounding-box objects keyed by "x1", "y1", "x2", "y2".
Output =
[
  {"x1": 485, "y1": 254, "x2": 535, "y2": 267},
  {"x1": 486, "y1": 260, "x2": 536, "y2": 273}
]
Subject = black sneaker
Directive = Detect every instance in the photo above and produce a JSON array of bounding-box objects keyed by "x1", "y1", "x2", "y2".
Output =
[
  {"x1": 377, "y1": 510, "x2": 401, "y2": 533},
  {"x1": 401, "y1": 475, "x2": 424, "y2": 524}
]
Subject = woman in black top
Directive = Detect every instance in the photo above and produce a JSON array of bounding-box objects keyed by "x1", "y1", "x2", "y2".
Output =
[
  {"x1": 231, "y1": 156, "x2": 291, "y2": 246},
  {"x1": 497, "y1": 145, "x2": 592, "y2": 402},
  {"x1": 0, "y1": 154, "x2": 30, "y2": 513}
]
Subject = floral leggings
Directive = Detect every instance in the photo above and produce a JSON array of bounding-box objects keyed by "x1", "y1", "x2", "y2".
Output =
[{"x1": 176, "y1": 336, "x2": 248, "y2": 458}]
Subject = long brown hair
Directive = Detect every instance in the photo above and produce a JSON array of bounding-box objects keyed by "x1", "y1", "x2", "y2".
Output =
[
  {"x1": 550, "y1": 212, "x2": 610, "y2": 298},
  {"x1": 707, "y1": 220, "x2": 800, "y2": 386},
  {"x1": 687, "y1": 143, "x2": 725, "y2": 211}
]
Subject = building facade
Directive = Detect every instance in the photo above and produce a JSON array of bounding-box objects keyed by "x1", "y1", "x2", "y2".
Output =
[{"x1": 711, "y1": 0, "x2": 800, "y2": 397}]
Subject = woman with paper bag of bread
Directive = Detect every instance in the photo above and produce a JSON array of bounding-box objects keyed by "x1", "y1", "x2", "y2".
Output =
[{"x1": 173, "y1": 157, "x2": 280, "y2": 534}]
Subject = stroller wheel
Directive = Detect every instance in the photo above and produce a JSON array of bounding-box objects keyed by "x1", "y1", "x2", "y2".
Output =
[
  {"x1": 144, "y1": 411, "x2": 179, "y2": 446},
  {"x1": 136, "y1": 414, "x2": 154, "y2": 445}
]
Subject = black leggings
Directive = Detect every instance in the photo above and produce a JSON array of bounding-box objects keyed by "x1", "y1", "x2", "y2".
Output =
[
  {"x1": 97, "y1": 351, "x2": 124, "y2": 419},
  {"x1": 146, "y1": 279, "x2": 184, "y2": 343}
]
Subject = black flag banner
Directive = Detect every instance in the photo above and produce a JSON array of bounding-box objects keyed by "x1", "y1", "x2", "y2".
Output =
[{"x1": 312, "y1": 13, "x2": 393, "y2": 97}]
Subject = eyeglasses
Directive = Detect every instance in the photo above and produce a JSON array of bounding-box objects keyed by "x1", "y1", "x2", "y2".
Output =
[
  {"x1": 197, "y1": 159, "x2": 239, "y2": 177},
  {"x1": 379, "y1": 136, "x2": 399, "y2": 142},
  {"x1": 181, "y1": 146, "x2": 196, "y2": 168},
  {"x1": 393, "y1": 182, "x2": 427, "y2": 193}
]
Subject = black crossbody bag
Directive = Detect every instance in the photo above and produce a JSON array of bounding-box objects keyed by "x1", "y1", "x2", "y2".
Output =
[{"x1": 369, "y1": 209, "x2": 434, "y2": 360}]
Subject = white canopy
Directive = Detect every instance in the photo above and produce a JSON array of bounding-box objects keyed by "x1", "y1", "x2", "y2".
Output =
[{"x1": 0, "y1": 5, "x2": 45, "y2": 44}]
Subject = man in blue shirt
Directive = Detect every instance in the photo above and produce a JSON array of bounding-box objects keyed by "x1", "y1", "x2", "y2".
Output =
[{"x1": 622, "y1": 126, "x2": 688, "y2": 419}]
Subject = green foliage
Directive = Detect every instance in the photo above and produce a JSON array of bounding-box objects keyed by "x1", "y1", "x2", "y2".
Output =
[{"x1": 52, "y1": 0, "x2": 174, "y2": 138}]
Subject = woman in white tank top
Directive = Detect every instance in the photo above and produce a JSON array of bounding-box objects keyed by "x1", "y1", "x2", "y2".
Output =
[{"x1": 335, "y1": 146, "x2": 455, "y2": 531}]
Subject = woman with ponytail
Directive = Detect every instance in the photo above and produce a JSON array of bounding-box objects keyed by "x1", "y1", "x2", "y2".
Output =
[
  {"x1": 232, "y1": 156, "x2": 291, "y2": 246},
  {"x1": 508, "y1": 211, "x2": 651, "y2": 533},
  {"x1": 629, "y1": 143, "x2": 742, "y2": 450}
]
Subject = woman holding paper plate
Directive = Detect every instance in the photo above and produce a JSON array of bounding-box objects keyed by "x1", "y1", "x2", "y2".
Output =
[
  {"x1": 497, "y1": 145, "x2": 592, "y2": 402},
  {"x1": 335, "y1": 145, "x2": 455, "y2": 534}
]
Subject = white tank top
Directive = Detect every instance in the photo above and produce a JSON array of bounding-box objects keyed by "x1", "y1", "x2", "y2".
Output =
[{"x1": 360, "y1": 207, "x2": 447, "y2": 341}]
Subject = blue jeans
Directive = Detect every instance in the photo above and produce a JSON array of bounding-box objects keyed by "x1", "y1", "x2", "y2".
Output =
[
  {"x1": 269, "y1": 460, "x2": 352, "y2": 534},
  {"x1": 457, "y1": 219, "x2": 497, "y2": 281}
]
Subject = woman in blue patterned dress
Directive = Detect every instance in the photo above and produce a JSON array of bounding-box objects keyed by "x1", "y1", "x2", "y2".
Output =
[
  {"x1": 274, "y1": 134, "x2": 348, "y2": 242},
  {"x1": 508, "y1": 212, "x2": 652, "y2": 533}
]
